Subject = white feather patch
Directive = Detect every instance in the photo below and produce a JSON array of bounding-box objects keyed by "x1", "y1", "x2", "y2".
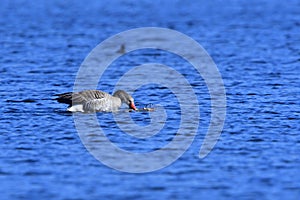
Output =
[{"x1": 67, "y1": 104, "x2": 84, "y2": 112}]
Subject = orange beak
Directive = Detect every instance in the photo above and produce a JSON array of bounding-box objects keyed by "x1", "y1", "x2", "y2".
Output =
[{"x1": 129, "y1": 102, "x2": 137, "y2": 110}]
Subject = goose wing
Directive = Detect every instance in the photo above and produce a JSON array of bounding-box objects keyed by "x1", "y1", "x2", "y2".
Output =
[{"x1": 55, "y1": 90, "x2": 108, "y2": 105}]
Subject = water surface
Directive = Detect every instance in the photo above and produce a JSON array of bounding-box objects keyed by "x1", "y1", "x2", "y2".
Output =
[{"x1": 0, "y1": 0, "x2": 300, "y2": 199}]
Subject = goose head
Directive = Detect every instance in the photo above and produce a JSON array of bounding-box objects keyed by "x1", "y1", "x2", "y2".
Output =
[{"x1": 113, "y1": 90, "x2": 137, "y2": 110}]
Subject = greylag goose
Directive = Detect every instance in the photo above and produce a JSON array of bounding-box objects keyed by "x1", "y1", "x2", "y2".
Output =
[{"x1": 55, "y1": 90, "x2": 137, "y2": 112}]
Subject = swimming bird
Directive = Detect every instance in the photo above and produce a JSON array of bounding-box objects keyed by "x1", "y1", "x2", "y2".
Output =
[{"x1": 55, "y1": 90, "x2": 137, "y2": 112}]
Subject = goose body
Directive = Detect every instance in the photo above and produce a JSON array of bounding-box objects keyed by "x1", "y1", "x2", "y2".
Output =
[{"x1": 55, "y1": 90, "x2": 136, "y2": 112}]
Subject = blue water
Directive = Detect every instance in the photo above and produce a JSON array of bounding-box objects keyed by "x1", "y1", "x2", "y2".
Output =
[{"x1": 1, "y1": 0, "x2": 300, "y2": 199}]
